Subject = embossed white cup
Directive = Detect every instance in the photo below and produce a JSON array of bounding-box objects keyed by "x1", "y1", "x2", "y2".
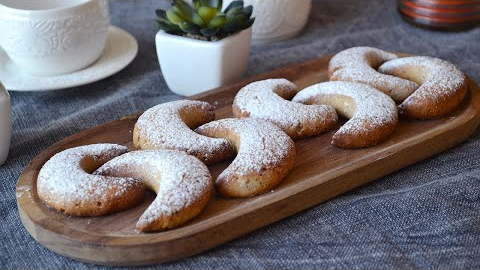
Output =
[
  {"x1": 0, "y1": 0, "x2": 110, "y2": 76},
  {"x1": 0, "y1": 82, "x2": 11, "y2": 166}
]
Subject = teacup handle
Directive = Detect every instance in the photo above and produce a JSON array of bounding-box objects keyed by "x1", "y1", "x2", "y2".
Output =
[
  {"x1": 0, "y1": 82, "x2": 11, "y2": 166},
  {"x1": 0, "y1": 46, "x2": 10, "y2": 63}
]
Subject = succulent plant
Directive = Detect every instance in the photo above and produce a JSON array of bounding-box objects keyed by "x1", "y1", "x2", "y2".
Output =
[{"x1": 155, "y1": 0, "x2": 254, "y2": 41}]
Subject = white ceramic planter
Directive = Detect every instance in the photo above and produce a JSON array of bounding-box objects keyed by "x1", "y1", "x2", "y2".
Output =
[
  {"x1": 156, "y1": 27, "x2": 252, "y2": 96},
  {"x1": 224, "y1": 0, "x2": 312, "y2": 43},
  {"x1": 0, "y1": 82, "x2": 11, "y2": 166}
]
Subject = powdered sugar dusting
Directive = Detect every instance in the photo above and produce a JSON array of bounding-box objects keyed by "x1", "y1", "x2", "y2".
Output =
[
  {"x1": 196, "y1": 118, "x2": 295, "y2": 182},
  {"x1": 329, "y1": 46, "x2": 419, "y2": 102},
  {"x1": 378, "y1": 56, "x2": 467, "y2": 104},
  {"x1": 37, "y1": 144, "x2": 139, "y2": 206},
  {"x1": 135, "y1": 100, "x2": 233, "y2": 163},
  {"x1": 233, "y1": 79, "x2": 337, "y2": 138},
  {"x1": 94, "y1": 150, "x2": 212, "y2": 227},
  {"x1": 293, "y1": 81, "x2": 398, "y2": 135}
]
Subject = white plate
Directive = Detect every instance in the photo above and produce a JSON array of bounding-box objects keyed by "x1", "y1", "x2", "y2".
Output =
[{"x1": 0, "y1": 26, "x2": 138, "y2": 91}]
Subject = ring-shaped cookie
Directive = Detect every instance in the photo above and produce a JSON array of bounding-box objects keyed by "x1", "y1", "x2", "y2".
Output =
[
  {"x1": 329, "y1": 46, "x2": 419, "y2": 102},
  {"x1": 95, "y1": 150, "x2": 213, "y2": 232},
  {"x1": 37, "y1": 144, "x2": 145, "y2": 216},
  {"x1": 232, "y1": 79, "x2": 338, "y2": 139},
  {"x1": 133, "y1": 100, "x2": 235, "y2": 164},
  {"x1": 196, "y1": 118, "x2": 296, "y2": 198},
  {"x1": 378, "y1": 56, "x2": 468, "y2": 119},
  {"x1": 293, "y1": 81, "x2": 398, "y2": 149}
]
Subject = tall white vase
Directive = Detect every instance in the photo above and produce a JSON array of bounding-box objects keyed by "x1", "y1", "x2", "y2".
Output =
[{"x1": 224, "y1": 0, "x2": 312, "y2": 43}]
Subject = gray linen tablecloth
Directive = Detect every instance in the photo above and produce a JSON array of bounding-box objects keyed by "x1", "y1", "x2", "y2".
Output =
[{"x1": 2, "y1": 0, "x2": 480, "y2": 269}]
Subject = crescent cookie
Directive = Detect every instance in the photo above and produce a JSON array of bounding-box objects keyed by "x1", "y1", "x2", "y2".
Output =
[
  {"x1": 232, "y1": 78, "x2": 338, "y2": 140},
  {"x1": 328, "y1": 46, "x2": 419, "y2": 102},
  {"x1": 95, "y1": 150, "x2": 213, "y2": 232},
  {"x1": 195, "y1": 118, "x2": 296, "y2": 198},
  {"x1": 378, "y1": 56, "x2": 468, "y2": 119},
  {"x1": 293, "y1": 81, "x2": 398, "y2": 149},
  {"x1": 37, "y1": 144, "x2": 145, "y2": 216},
  {"x1": 133, "y1": 100, "x2": 235, "y2": 164}
]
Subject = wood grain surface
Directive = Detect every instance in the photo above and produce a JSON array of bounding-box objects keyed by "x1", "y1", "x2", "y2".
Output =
[{"x1": 16, "y1": 55, "x2": 480, "y2": 266}]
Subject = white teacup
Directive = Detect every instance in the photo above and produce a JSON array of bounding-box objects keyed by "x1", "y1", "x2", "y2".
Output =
[
  {"x1": 0, "y1": 0, "x2": 110, "y2": 76},
  {"x1": 0, "y1": 82, "x2": 11, "y2": 166}
]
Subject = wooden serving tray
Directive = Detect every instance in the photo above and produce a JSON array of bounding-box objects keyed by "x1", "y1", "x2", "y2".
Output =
[{"x1": 16, "y1": 55, "x2": 480, "y2": 266}]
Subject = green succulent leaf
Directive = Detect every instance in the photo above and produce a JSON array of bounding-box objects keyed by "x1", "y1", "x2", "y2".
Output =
[
  {"x1": 194, "y1": 0, "x2": 222, "y2": 10},
  {"x1": 156, "y1": 20, "x2": 182, "y2": 33},
  {"x1": 226, "y1": 5, "x2": 242, "y2": 14},
  {"x1": 171, "y1": 6, "x2": 188, "y2": 22},
  {"x1": 166, "y1": 10, "x2": 185, "y2": 25},
  {"x1": 224, "y1": 0, "x2": 243, "y2": 13},
  {"x1": 226, "y1": 7, "x2": 244, "y2": 20},
  {"x1": 214, "y1": 0, "x2": 223, "y2": 12},
  {"x1": 208, "y1": 14, "x2": 226, "y2": 27},
  {"x1": 155, "y1": 0, "x2": 250, "y2": 40},
  {"x1": 198, "y1": 6, "x2": 218, "y2": 23},
  {"x1": 221, "y1": 18, "x2": 241, "y2": 33},
  {"x1": 242, "y1": 5, "x2": 253, "y2": 18},
  {"x1": 192, "y1": 0, "x2": 202, "y2": 9},
  {"x1": 226, "y1": 12, "x2": 247, "y2": 24},
  {"x1": 191, "y1": 13, "x2": 207, "y2": 27},
  {"x1": 155, "y1": 9, "x2": 167, "y2": 19},
  {"x1": 242, "y1": 17, "x2": 255, "y2": 29},
  {"x1": 157, "y1": 15, "x2": 175, "y2": 25},
  {"x1": 173, "y1": 0, "x2": 196, "y2": 21},
  {"x1": 172, "y1": 1, "x2": 206, "y2": 27},
  {"x1": 200, "y1": 26, "x2": 220, "y2": 37},
  {"x1": 207, "y1": 0, "x2": 223, "y2": 11},
  {"x1": 179, "y1": 21, "x2": 201, "y2": 34}
]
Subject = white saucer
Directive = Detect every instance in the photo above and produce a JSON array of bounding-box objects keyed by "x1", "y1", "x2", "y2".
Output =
[{"x1": 0, "y1": 26, "x2": 138, "y2": 91}]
